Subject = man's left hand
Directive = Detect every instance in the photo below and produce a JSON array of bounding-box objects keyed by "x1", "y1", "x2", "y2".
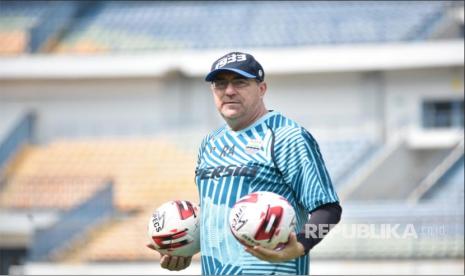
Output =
[{"x1": 244, "y1": 232, "x2": 305, "y2": 263}]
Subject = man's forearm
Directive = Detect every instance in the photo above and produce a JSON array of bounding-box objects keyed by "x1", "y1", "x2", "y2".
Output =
[{"x1": 296, "y1": 202, "x2": 342, "y2": 254}]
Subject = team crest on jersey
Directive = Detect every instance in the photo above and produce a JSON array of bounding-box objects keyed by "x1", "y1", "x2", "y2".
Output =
[{"x1": 245, "y1": 139, "x2": 263, "y2": 154}]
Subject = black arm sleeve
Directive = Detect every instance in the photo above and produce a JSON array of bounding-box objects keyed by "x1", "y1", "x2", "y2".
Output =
[{"x1": 296, "y1": 202, "x2": 342, "y2": 254}]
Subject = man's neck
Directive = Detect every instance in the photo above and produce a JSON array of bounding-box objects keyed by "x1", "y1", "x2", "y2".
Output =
[{"x1": 226, "y1": 107, "x2": 268, "y2": 131}]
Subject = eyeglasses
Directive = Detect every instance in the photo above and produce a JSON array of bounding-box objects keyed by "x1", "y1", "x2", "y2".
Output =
[{"x1": 211, "y1": 78, "x2": 253, "y2": 90}]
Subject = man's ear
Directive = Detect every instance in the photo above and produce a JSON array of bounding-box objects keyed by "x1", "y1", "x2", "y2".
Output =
[{"x1": 259, "y1": 82, "x2": 267, "y2": 97}]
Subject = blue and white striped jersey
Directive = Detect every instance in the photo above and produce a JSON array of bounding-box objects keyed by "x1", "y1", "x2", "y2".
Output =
[{"x1": 195, "y1": 111, "x2": 339, "y2": 275}]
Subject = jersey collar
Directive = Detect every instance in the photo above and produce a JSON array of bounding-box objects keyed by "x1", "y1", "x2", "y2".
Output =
[{"x1": 226, "y1": 110, "x2": 278, "y2": 134}]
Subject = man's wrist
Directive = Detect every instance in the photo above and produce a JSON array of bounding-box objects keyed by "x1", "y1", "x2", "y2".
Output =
[
  {"x1": 295, "y1": 240, "x2": 306, "y2": 257},
  {"x1": 296, "y1": 232, "x2": 314, "y2": 255}
]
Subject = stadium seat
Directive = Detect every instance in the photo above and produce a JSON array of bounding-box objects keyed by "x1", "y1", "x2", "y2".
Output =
[
  {"x1": 63, "y1": 206, "x2": 201, "y2": 262},
  {"x1": 0, "y1": 138, "x2": 197, "y2": 211},
  {"x1": 0, "y1": 1, "x2": 53, "y2": 54},
  {"x1": 0, "y1": 31, "x2": 28, "y2": 54},
  {"x1": 19, "y1": 1, "x2": 450, "y2": 53}
]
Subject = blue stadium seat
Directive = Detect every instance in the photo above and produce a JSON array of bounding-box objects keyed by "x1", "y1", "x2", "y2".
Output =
[{"x1": 47, "y1": 1, "x2": 453, "y2": 52}]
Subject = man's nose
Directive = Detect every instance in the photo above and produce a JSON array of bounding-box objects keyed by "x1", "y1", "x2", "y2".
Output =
[{"x1": 224, "y1": 82, "x2": 237, "y2": 95}]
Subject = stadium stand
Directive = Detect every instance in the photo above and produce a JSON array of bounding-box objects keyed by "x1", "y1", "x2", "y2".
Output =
[
  {"x1": 318, "y1": 138, "x2": 377, "y2": 186},
  {"x1": 0, "y1": 173, "x2": 109, "y2": 210},
  {"x1": 29, "y1": 183, "x2": 114, "y2": 262},
  {"x1": 421, "y1": 155, "x2": 464, "y2": 204},
  {"x1": 0, "y1": 1, "x2": 463, "y2": 271},
  {"x1": 0, "y1": 31, "x2": 27, "y2": 55},
  {"x1": 0, "y1": 133, "x2": 381, "y2": 262},
  {"x1": 0, "y1": 1, "x2": 81, "y2": 53},
  {"x1": 56, "y1": 1, "x2": 452, "y2": 52},
  {"x1": 0, "y1": 110, "x2": 35, "y2": 169},
  {"x1": 0, "y1": 111, "x2": 35, "y2": 200},
  {"x1": 0, "y1": 138, "x2": 197, "y2": 211},
  {"x1": 61, "y1": 209, "x2": 156, "y2": 262},
  {"x1": 0, "y1": 137, "x2": 199, "y2": 262},
  {"x1": 340, "y1": 139, "x2": 463, "y2": 201},
  {"x1": 62, "y1": 207, "x2": 200, "y2": 263},
  {"x1": 0, "y1": 135, "x2": 376, "y2": 210},
  {"x1": 0, "y1": 1, "x2": 458, "y2": 54},
  {"x1": 0, "y1": 1, "x2": 51, "y2": 54}
]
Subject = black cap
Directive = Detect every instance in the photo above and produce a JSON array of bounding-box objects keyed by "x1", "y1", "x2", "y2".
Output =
[{"x1": 205, "y1": 52, "x2": 265, "y2": 82}]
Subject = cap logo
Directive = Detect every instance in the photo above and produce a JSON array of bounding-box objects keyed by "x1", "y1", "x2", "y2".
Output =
[{"x1": 214, "y1": 53, "x2": 247, "y2": 69}]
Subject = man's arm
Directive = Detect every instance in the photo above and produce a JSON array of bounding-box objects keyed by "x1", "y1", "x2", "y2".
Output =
[{"x1": 297, "y1": 202, "x2": 342, "y2": 254}]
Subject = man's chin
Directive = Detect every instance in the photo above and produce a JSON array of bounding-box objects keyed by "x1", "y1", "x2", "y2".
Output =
[{"x1": 221, "y1": 110, "x2": 242, "y2": 120}]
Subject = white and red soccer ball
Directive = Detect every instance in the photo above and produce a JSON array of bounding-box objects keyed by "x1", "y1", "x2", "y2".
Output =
[
  {"x1": 147, "y1": 200, "x2": 200, "y2": 256},
  {"x1": 229, "y1": 191, "x2": 296, "y2": 250}
]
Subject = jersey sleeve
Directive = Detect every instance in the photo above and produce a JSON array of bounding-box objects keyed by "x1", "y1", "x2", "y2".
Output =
[
  {"x1": 273, "y1": 127, "x2": 339, "y2": 212},
  {"x1": 196, "y1": 134, "x2": 210, "y2": 169}
]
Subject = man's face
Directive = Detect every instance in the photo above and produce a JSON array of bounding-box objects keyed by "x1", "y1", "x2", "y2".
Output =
[{"x1": 210, "y1": 72, "x2": 266, "y2": 122}]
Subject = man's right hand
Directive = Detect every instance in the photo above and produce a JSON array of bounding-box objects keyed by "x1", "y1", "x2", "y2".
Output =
[{"x1": 146, "y1": 243, "x2": 192, "y2": 271}]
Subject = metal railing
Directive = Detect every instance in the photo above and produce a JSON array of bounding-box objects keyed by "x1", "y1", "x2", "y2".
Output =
[
  {"x1": 0, "y1": 111, "x2": 36, "y2": 172},
  {"x1": 408, "y1": 140, "x2": 464, "y2": 203}
]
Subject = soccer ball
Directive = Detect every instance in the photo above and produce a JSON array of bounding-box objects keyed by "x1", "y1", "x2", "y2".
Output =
[
  {"x1": 229, "y1": 191, "x2": 296, "y2": 250},
  {"x1": 147, "y1": 200, "x2": 200, "y2": 256}
]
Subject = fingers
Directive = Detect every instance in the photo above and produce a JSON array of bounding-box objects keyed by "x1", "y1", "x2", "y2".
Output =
[
  {"x1": 148, "y1": 241, "x2": 192, "y2": 271},
  {"x1": 251, "y1": 245, "x2": 276, "y2": 256},
  {"x1": 147, "y1": 244, "x2": 191, "y2": 271},
  {"x1": 245, "y1": 246, "x2": 262, "y2": 260},
  {"x1": 177, "y1": 256, "x2": 186, "y2": 269},
  {"x1": 283, "y1": 232, "x2": 298, "y2": 250},
  {"x1": 160, "y1": 254, "x2": 170, "y2": 269},
  {"x1": 285, "y1": 232, "x2": 305, "y2": 257},
  {"x1": 289, "y1": 232, "x2": 297, "y2": 242},
  {"x1": 244, "y1": 233, "x2": 303, "y2": 263},
  {"x1": 167, "y1": 256, "x2": 180, "y2": 270},
  {"x1": 185, "y1": 256, "x2": 192, "y2": 267},
  {"x1": 175, "y1": 256, "x2": 192, "y2": 270},
  {"x1": 146, "y1": 243, "x2": 156, "y2": 251},
  {"x1": 245, "y1": 245, "x2": 281, "y2": 263},
  {"x1": 160, "y1": 254, "x2": 192, "y2": 271}
]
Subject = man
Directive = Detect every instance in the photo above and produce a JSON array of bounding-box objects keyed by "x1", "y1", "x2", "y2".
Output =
[{"x1": 148, "y1": 52, "x2": 342, "y2": 275}]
